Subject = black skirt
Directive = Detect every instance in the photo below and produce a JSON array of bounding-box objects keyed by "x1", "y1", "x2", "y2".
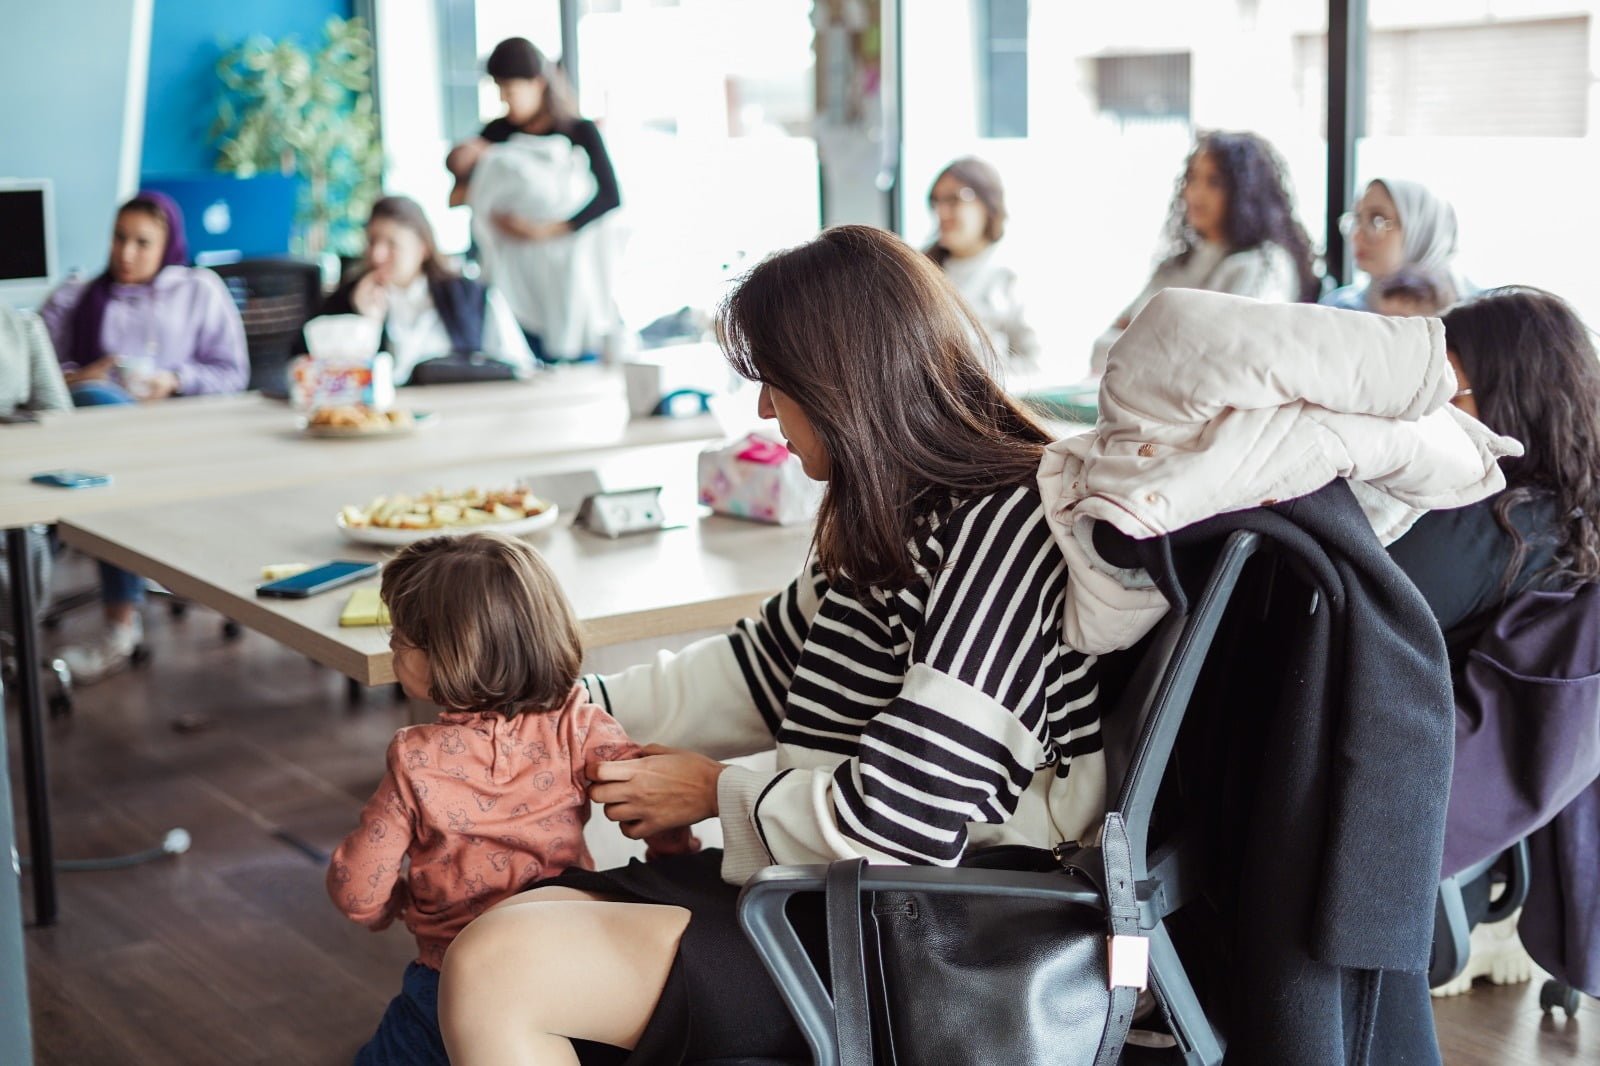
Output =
[{"x1": 546, "y1": 848, "x2": 818, "y2": 1065}]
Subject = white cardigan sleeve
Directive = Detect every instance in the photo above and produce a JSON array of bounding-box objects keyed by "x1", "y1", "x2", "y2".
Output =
[{"x1": 581, "y1": 562, "x2": 828, "y2": 760}]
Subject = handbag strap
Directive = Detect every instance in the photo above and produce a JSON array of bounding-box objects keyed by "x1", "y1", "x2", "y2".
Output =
[
  {"x1": 826, "y1": 857, "x2": 874, "y2": 1066},
  {"x1": 1093, "y1": 812, "x2": 1141, "y2": 1066}
]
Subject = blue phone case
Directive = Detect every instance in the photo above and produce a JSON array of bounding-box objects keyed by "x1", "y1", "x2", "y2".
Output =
[
  {"x1": 255, "y1": 560, "x2": 379, "y2": 599},
  {"x1": 31, "y1": 470, "x2": 112, "y2": 489}
]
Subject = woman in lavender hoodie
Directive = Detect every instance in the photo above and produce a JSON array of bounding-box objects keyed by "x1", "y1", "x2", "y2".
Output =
[{"x1": 39, "y1": 190, "x2": 248, "y2": 683}]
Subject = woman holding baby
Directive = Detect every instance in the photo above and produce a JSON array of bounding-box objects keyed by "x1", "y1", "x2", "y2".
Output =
[{"x1": 447, "y1": 37, "x2": 621, "y2": 364}]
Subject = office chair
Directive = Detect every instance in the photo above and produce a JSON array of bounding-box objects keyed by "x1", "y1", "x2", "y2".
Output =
[
  {"x1": 738, "y1": 531, "x2": 1267, "y2": 1065},
  {"x1": 1432, "y1": 841, "x2": 1586, "y2": 1017},
  {"x1": 212, "y1": 259, "x2": 324, "y2": 396}
]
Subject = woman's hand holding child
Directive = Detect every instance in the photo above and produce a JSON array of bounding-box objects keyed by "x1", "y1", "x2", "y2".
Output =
[{"x1": 590, "y1": 744, "x2": 726, "y2": 840}]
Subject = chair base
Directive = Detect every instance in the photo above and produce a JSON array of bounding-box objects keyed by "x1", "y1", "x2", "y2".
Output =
[{"x1": 1431, "y1": 909, "x2": 1536, "y2": 997}]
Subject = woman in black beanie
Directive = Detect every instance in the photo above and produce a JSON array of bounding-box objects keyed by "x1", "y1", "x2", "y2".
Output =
[{"x1": 446, "y1": 37, "x2": 621, "y2": 362}]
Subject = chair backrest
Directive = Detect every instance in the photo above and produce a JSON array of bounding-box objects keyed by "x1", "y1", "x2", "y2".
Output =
[
  {"x1": 211, "y1": 259, "x2": 323, "y2": 394},
  {"x1": 1100, "y1": 530, "x2": 1266, "y2": 865}
]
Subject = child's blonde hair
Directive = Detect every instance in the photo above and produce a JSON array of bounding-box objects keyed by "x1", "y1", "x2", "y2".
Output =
[{"x1": 380, "y1": 531, "x2": 582, "y2": 715}]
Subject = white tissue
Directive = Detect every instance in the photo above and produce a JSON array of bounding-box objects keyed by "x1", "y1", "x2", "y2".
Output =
[{"x1": 303, "y1": 314, "x2": 381, "y2": 360}]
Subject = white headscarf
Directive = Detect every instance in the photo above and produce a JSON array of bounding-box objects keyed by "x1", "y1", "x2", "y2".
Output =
[{"x1": 1373, "y1": 178, "x2": 1460, "y2": 275}]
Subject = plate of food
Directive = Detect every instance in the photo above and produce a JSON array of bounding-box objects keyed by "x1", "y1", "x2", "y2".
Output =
[
  {"x1": 302, "y1": 405, "x2": 437, "y2": 438},
  {"x1": 336, "y1": 486, "x2": 559, "y2": 546}
]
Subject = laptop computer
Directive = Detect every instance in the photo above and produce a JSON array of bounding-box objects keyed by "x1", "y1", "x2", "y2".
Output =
[{"x1": 139, "y1": 174, "x2": 299, "y2": 266}]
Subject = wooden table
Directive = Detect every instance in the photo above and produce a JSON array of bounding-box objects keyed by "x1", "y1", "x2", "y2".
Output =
[
  {"x1": 1, "y1": 370, "x2": 722, "y2": 528},
  {"x1": 2, "y1": 370, "x2": 729, "y2": 925},
  {"x1": 58, "y1": 444, "x2": 813, "y2": 685}
]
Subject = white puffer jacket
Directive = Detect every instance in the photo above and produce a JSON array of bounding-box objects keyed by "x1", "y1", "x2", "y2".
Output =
[{"x1": 1039, "y1": 288, "x2": 1523, "y2": 655}]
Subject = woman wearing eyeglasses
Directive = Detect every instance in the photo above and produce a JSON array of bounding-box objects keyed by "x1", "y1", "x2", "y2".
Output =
[
  {"x1": 924, "y1": 157, "x2": 1040, "y2": 375},
  {"x1": 1322, "y1": 178, "x2": 1467, "y2": 312},
  {"x1": 1091, "y1": 130, "x2": 1319, "y2": 374}
]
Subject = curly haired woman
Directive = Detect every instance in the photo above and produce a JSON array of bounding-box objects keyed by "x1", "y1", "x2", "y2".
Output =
[{"x1": 1092, "y1": 130, "x2": 1320, "y2": 373}]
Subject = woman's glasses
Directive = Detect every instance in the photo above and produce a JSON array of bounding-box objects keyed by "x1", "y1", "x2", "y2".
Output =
[
  {"x1": 929, "y1": 186, "x2": 978, "y2": 210},
  {"x1": 1339, "y1": 211, "x2": 1400, "y2": 238}
]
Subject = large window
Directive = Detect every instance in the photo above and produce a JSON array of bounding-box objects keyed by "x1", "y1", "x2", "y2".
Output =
[
  {"x1": 979, "y1": 0, "x2": 1029, "y2": 137},
  {"x1": 900, "y1": 0, "x2": 1328, "y2": 379},
  {"x1": 573, "y1": 0, "x2": 818, "y2": 330},
  {"x1": 1343, "y1": 4, "x2": 1598, "y2": 323}
]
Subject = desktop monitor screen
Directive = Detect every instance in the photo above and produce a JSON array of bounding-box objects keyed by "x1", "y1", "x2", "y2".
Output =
[{"x1": 0, "y1": 184, "x2": 52, "y2": 284}]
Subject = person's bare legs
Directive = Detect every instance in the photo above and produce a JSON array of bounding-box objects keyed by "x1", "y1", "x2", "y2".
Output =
[{"x1": 439, "y1": 886, "x2": 690, "y2": 1066}]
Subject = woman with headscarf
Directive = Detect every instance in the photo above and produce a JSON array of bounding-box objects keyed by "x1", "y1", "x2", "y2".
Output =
[
  {"x1": 38, "y1": 191, "x2": 248, "y2": 684},
  {"x1": 1322, "y1": 178, "x2": 1467, "y2": 312},
  {"x1": 40, "y1": 190, "x2": 247, "y2": 404}
]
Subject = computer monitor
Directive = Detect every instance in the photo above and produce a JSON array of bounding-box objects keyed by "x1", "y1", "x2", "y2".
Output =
[
  {"x1": 0, "y1": 179, "x2": 56, "y2": 304},
  {"x1": 139, "y1": 174, "x2": 299, "y2": 266}
]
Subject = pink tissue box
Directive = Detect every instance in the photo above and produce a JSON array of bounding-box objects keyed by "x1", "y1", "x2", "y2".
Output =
[{"x1": 697, "y1": 434, "x2": 822, "y2": 526}]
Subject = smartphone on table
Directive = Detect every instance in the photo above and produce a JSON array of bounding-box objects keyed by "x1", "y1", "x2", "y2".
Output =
[
  {"x1": 256, "y1": 560, "x2": 380, "y2": 599},
  {"x1": 31, "y1": 470, "x2": 112, "y2": 489}
]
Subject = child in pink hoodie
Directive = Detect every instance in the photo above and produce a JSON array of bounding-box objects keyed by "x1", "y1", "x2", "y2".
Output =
[{"x1": 328, "y1": 531, "x2": 693, "y2": 1064}]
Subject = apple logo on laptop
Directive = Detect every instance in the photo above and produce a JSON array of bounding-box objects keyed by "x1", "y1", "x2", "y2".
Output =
[{"x1": 202, "y1": 199, "x2": 232, "y2": 236}]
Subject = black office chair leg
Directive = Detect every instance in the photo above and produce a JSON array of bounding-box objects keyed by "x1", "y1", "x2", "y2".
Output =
[
  {"x1": 1431, "y1": 871, "x2": 1474, "y2": 988},
  {"x1": 1147, "y1": 923, "x2": 1225, "y2": 1065}
]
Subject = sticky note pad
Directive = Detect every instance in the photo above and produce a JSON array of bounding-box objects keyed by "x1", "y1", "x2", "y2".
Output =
[{"x1": 339, "y1": 588, "x2": 390, "y2": 627}]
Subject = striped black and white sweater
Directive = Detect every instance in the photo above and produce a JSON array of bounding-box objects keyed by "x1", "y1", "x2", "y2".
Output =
[{"x1": 585, "y1": 482, "x2": 1105, "y2": 884}]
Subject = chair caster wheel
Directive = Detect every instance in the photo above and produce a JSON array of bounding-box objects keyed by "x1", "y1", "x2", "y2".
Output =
[
  {"x1": 1540, "y1": 979, "x2": 1582, "y2": 1017},
  {"x1": 222, "y1": 620, "x2": 242, "y2": 640}
]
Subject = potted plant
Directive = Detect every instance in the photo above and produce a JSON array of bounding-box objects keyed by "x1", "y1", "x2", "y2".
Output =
[{"x1": 211, "y1": 15, "x2": 382, "y2": 258}]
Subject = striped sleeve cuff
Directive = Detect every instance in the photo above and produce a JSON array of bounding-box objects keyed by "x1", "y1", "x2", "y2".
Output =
[{"x1": 717, "y1": 764, "x2": 782, "y2": 885}]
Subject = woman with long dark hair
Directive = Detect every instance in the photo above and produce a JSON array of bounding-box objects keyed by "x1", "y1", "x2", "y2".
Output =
[
  {"x1": 313, "y1": 196, "x2": 533, "y2": 383},
  {"x1": 1093, "y1": 130, "x2": 1319, "y2": 372},
  {"x1": 38, "y1": 191, "x2": 247, "y2": 684},
  {"x1": 924, "y1": 156, "x2": 1040, "y2": 371},
  {"x1": 1390, "y1": 287, "x2": 1600, "y2": 643},
  {"x1": 432, "y1": 226, "x2": 1104, "y2": 1065}
]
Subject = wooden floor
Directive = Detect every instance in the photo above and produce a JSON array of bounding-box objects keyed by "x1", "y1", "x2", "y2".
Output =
[{"x1": 8, "y1": 554, "x2": 1598, "y2": 1065}]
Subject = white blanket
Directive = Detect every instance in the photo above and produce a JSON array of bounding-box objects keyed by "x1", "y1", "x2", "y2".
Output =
[
  {"x1": 469, "y1": 135, "x2": 615, "y2": 359},
  {"x1": 1039, "y1": 287, "x2": 1524, "y2": 654}
]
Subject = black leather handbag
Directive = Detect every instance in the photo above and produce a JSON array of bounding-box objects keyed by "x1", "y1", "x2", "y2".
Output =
[
  {"x1": 824, "y1": 814, "x2": 1144, "y2": 1066},
  {"x1": 406, "y1": 353, "x2": 518, "y2": 385}
]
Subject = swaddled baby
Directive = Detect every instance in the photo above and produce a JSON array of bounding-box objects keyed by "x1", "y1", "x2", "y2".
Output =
[
  {"x1": 463, "y1": 134, "x2": 597, "y2": 235},
  {"x1": 459, "y1": 136, "x2": 612, "y2": 361}
]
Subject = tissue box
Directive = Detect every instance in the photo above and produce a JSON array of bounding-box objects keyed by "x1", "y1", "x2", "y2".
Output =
[
  {"x1": 697, "y1": 434, "x2": 822, "y2": 526},
  {"x1": 291, "y1": 313, "x2": 394, "y2": 411},
  {"x1": 288, "y1": 353, "x2": 396, "y2": 412}
]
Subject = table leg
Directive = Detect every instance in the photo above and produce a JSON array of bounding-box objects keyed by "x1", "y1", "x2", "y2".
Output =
[{"x1": 6, "y1": 527, "x2": 56, "y2": 926}]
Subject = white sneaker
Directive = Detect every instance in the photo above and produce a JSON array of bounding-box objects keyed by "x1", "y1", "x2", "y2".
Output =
[
  {"x1": 1431, "y1": 907, "x2": 1540, "y2": 997},
  {"x1": 59, "y1": 616, "x2": 145, "y2": 686}
]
